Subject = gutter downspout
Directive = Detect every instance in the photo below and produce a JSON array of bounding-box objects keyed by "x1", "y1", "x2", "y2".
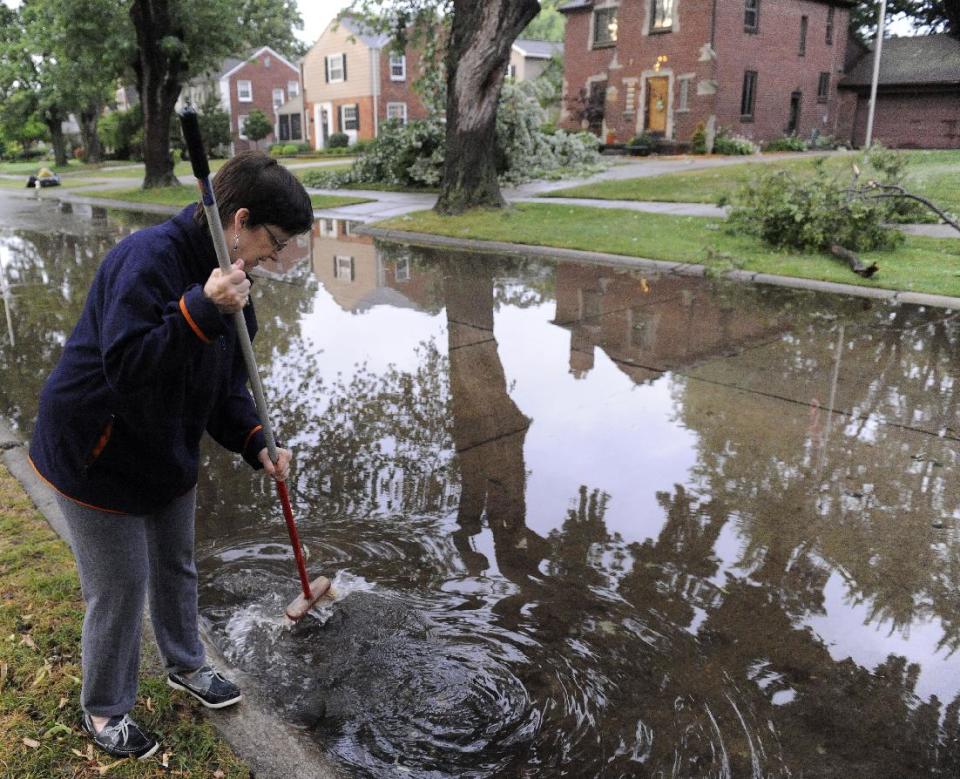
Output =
[{"x1": 372, "y1": 47, "x2": 380, "y2": 139}]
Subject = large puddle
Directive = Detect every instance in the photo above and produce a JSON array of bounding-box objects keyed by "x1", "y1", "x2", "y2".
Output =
[{"x1": 3, "y1": 196, "x2": 960, "y2": 777}]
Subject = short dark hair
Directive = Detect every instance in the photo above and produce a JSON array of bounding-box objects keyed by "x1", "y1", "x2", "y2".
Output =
[{"x1": 194, "y1": 151, "x2": 313, "y2": 235}]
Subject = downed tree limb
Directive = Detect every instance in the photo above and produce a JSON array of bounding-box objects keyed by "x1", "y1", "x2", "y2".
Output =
[
  {"x1": 830, "y1": 244, "x2": 879, "y2": 278},
  {"x1": 845, "y1": 182, "x2": 960, "y2": 234}
]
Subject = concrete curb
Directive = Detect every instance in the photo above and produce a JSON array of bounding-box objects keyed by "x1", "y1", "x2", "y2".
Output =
[
  {"x1": 0, "y1": 419, "x2": 341, "y2": 779},
  {"x1": 358, "y1": 226, "x2": 960, "y2": 310}
]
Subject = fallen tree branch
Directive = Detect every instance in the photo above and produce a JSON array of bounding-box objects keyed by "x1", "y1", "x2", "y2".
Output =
[
  {"x1": 830, "y1": 244, "x2": 879, "y2": 277},
  {"x1": 846, "y1": 183, "x2": 960, "y2": 234}
]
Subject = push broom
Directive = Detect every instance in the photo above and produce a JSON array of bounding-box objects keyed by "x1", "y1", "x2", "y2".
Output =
[{"x1": 179, "y1": 107, "x2": 331, "y2": 621}]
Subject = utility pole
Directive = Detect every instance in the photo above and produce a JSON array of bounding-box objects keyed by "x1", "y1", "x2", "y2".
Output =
[{"x1": 864, "y1": 0, "x2": 888, "y2": 148}]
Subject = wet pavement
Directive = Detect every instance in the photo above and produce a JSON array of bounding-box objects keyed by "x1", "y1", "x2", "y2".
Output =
[{"x1": 3, "y1": 194, "x2": 960, "y2": 777}]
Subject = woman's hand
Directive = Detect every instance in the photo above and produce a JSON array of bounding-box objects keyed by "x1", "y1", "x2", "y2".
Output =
[
  {"x1": 258, "y1": 446, "x2": 292, "y2": 482},
  {"x1": 204, "y1": 259, "x2": 250, "y2": 313}
]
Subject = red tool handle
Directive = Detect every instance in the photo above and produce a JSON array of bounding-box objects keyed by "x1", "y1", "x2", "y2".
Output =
[{"x1": 276, "y1": 479, "x2": 313, "y2": 599}]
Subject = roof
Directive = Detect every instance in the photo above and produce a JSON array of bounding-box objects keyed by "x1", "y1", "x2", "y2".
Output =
[
  {"x1": 338, "y1": 15, "x2": 392, "y2": 49},
  {"x1": 558, "y1": 0, "x2": 591, "y2": 11},
  {"x1": 219, "y1": 46, "x2": 299, "y2": 80},
  {"x1": 842, "y1": 34, "x2": 960, "y2": 87},
  {"x1": 513, "y1": 38, "x2": 564, "y2": 58}
]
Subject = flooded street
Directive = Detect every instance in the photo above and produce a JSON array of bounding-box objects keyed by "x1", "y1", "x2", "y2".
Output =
[{"x1": 2, "y1": 195, "x2": 960, "y2": 777}]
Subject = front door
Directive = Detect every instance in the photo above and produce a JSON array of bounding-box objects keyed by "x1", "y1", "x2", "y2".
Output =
[{"x1": 645, "y1": 77, "x2": 669, "y2": 135}]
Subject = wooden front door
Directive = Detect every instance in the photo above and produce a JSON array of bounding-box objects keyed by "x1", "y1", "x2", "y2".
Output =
[{"x1": 645, "y1": 77, "x2": 669, "y2": 135}]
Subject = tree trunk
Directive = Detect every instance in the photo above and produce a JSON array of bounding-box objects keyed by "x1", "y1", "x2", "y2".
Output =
[
  {"x1": 130, "y1": 0, "x2": 184, "y2": 188},
  {"x1": 830, "y1": 243, "x2": 879, "y2": 277},
  {"x1": 79, "y1": 102, "x2": 103, "y2": 164},
  {"x1": 435, "y1": 0, "x2": 540, "y2": 215},
  {"x1": 43, "y1": 112, "x2": 69, "y2": 167}
]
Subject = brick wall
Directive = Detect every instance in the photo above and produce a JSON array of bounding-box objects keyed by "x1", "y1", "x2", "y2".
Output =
[
  {"x1": 377, "y1": 47, "x2": 430, "y2": 125},
  {"x1": 561, "y1": 0, "x2": 849, "y2": 146},
  {"x1": 229, "y1": 51, "x2": 300, "y2": 152},
  {"x1": 846, "y1": 89, "x2": 960, "y2": 149}
]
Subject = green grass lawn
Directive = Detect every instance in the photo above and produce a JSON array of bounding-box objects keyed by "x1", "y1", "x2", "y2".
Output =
[
  {"x1": 546, "y1": 150, "x2": 960, "y2": 216},
  {"x1": 376, "y1": 203, "x2": 960, "y2": 298},
  {"x1": 79, "y1": 184, "x2": 373, "y2": 210},
  {"x1": 0, "y1": 159, "x2": 131, "y2": 176},
  {"x1": 0, "y1": 464, "x2": 250, "y2": 778}
]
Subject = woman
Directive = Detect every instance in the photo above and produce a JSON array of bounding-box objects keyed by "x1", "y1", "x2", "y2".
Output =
[{"x1": 29, "y1": 152, "x2": 314, "y2": 759}]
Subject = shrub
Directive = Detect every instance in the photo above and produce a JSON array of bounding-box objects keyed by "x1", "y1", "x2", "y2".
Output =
[
  {"x1": 626, "y1": 132, "x2": 656, "y2": 155},
  {"x1": 764, "y1": 135, "x2": 808, "y2": 152},
  {"x1": 327, "y1": 132, "x2": 349, "y2": 149},
  {"x1": 727, "y1": 161, "x2": 903, "y2": 253},
  {"x1": 713, "y1": 130, "x2": 758, "y2": 155},
  {"x1": 690, "y1": 122, "x2": 707, "y2": 154},
  {"x1": 305, "y1": 81, "x2": 606, "y2": 191},
  {"x1": 281, "y1": 143, "x2": 299, "y2": 156}
]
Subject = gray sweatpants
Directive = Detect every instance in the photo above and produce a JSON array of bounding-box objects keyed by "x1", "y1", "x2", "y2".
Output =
[{"x1": 55, "y1": 489, "x2": 206, "y2": 717}]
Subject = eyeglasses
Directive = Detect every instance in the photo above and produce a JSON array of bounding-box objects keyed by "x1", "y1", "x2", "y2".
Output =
[{"x1": 262, "y1": 224, "x2": 289, "y2": 255}]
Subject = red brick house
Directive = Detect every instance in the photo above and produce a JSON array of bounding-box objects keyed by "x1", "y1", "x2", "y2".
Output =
[
  {"x1": 301, "y1": 15, "x2": 430, "y2": 148},
  {"x1": 837, "y1": 34, "x2": 960, "y2": 149},
  {"x1": 180, "y1": 46, "x2": 301, "y2": 154},
  {"x1": 558, "y1": 0, "x2": 853, "y2": 147}
]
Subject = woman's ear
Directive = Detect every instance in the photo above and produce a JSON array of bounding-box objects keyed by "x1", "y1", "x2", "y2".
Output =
[{"x1": 230, "y1": 207, "x2": 250, "y2": 232}]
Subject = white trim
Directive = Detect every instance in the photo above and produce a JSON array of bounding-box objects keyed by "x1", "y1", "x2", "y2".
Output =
[
  {"x1": 327, "y1": 53, "x2": 345, "y2": 83},
  {"x1": 287, "y1": 80, "x2": 300, "y2": 97},
  {"x1": 389, "y1": 53, "x2": 406, "y2": 81},
  {"x1": 220, "y1": 46, "x2": 299, "y2": 80},
  {"x1": 272, "y1": 87, "x2": 285, "y2": 107},
  {"x1": 237, "y1": 80, "x2": 253, "y2": 102},
  {"x1": 589, "y1": 2, "x2": 619, "y2": 51},
  {"x1": 677, "y1": 73, "x2": 695, "y2": 112},
  {"x1": 238, "y1": 114, "x2": 249, "y2": 139},
  {"x1": 386, "y1": 102, "x2": 408, "y2": 123}
]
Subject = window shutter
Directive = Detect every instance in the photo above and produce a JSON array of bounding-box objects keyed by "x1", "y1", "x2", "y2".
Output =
[
  {"x1": 350, "y1": 258, "x2": 355, "y2": 282},
  {"x1": 354, "y1": 104, "x2": 359, "y2": 131},
  {"x1": 342, "y1": 54, "x2": 347, "y2": 81},
  {"x1": 324, "y1": 57, "x2": 329, "y2": 83}
]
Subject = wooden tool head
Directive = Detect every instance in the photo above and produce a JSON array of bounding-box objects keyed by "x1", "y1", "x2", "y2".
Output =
[{"x1": 285, "y1": 575, "x2": 333, "y2": 621}]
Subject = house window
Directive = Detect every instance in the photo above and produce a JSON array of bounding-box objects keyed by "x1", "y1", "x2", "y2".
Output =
[
  {"x1": 290, "y1": 114, "x2": 302, "y2": 140},
  {"x1": 334, "y1": 255, "x2": 355, "y2": 282},
  {"x1": 677, "y1": 76, "x2": 693, "y2": 111},
  {"x1": 278, "y1": 115, "x2": 290, "y2": 141},
  {"x1": 651, "y1": 0, "x2": 674, "y2": 32},
  {"x1": 273, "y1": 88, "x2": 284, "y2": 107},
  {"x1": 237, "y1": 80, "x2": 252, "y2": 102},
  {"x1": 386, "y1": 102, "x2": 408, "y2": 124},
  {"x1": 825, "y1": 6, "x2": 834, "y2": 44},
  {"x1": 744, "y1": 0, "x2": 759, "y2": 31},
  {"x1": 340, "y1": 104, "x2": 359, "y2": 132},
  {"x1": 327, "y1": 53, "x2": 345, "y2": 83},
  {"x1": 799, "y1": 15, "x2": 808, "y2": 55},
  {"x1": 389, "y1": 53, "x2": 406, "y2": 80},
  {"x1": 507, "y1": 64, "x2": 517, "y2": 79},
  {"x1": 320, "y1": 218, "x2": 335, "y2": 236},
  {"x1": 288, "y1": 80, "x2": 300, "y2": 97},
  {"x1": 395, "y1": 257, "x2": 410, "y2": 282},
  {"x1": 593, "y1": 7, "x2": 618, "y2": 47},
  {"x1": 238, "y1": 114, "x2": 249, "y2": 139},
  {"x1": 817, "y1": 72, "x2": 830, "y2": 102},
  {"x1": 740, "y1": 71, "x2": 757, "y2": 120},
  {"x1": 264, "y1": 56, "x2": 271, "y2": 68}
]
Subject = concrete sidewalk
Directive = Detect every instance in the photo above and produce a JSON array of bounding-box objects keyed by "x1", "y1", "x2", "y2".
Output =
[{"x1": 0, "y1": 420, "x2": 341, "y2": 779}]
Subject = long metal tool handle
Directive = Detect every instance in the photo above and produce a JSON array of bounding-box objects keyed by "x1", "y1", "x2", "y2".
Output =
[{"x1": 179, "y1": 108, "x2": 313, "y2": 600}]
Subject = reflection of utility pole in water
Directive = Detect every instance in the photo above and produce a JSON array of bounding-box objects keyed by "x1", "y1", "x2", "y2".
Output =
[
  {"x1": 0, "y1": 248, "x2": 14, "y2": 347},
  {"x1": 443, "y1": 255, "x2": 548, "y2": 592},
  {"x1": 812, "y1": 324, "x2": 844, "y2": 480}
]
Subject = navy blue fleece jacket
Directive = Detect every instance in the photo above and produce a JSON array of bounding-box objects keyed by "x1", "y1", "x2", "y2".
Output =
[{"x1": 29, "y1": 205, "x2": 267, "y2": 514}]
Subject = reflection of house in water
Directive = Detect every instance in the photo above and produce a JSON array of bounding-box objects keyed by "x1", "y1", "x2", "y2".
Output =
[
  {"x1": 311, "y1": 218, "x2": 438, "y2": 313},
  {"x1": 257, "y1": 231, "x2": 313, "y2": 276},
  {"x1": 552, "y1": 265, "x2": 787, "y2": 381}
]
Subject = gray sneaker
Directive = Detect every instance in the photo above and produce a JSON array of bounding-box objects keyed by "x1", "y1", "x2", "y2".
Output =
[
  {"x1": 81, "y1": 712, "x2": 160, "y2": 760},
  {"x1": 167, "y1": 664, "x2": 242, "y2": 709}
]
